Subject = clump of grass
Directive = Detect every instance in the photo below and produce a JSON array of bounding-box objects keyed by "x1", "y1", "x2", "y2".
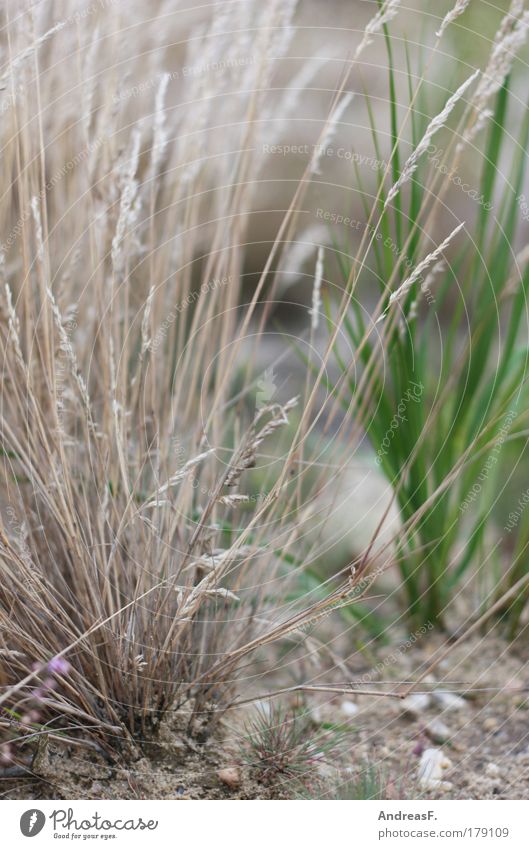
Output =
[
  {"x1": 0, "y1": 0, "x2": 382, "y2": 761},
  {"x1": 241, "y1": 703, "x2": 346, "y2": 794},
  {"x1": 340, "y1": 764, "x2": 390, "y2": 800},
  {"x1": 318, "y1": 3, "x2": 529, "y2": 632},
  {"x1": 318, "y1": 763, "x2": 410, "y2": 801},
  {"x1": 3, "y1": 0, "x2": 529, "y2": 792}
]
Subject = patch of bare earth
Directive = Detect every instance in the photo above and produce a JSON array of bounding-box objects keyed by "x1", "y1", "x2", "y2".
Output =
[
  {"x1": 306, "y1": 632, "x2": 529, "y2": 800},
  {"x1": 3, "y1": 634, "x2": 528, "y2": 800},
  {"x1": 0, "y1": 711, "x2": 281, "y2": 801}
]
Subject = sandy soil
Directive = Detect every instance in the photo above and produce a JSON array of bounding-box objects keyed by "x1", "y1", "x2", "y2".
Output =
[
  {"x1": 305, "y1": 631, "x2": 529, "y2": 800},
  {"x1": 3, "y1": 631, "x2": 528, "y2": 801}
]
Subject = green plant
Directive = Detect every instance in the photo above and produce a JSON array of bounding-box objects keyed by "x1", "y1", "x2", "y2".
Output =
[
  {"x1": 3, "y1": 0, "x2": 529, "y2": 801},
  {"x1": 321, "y1": 10, "x2": 529, "y2": 629},
  {"x1": 320, "y1": 763, "x2": 393, "y2": 800},
  {"x1": 241, "y1": 703, "x2": 346, "y2": 793}
]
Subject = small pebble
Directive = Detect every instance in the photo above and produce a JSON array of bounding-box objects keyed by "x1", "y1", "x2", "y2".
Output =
[
  {"x1": 485, "y1": 763, "x2": 501, "y2": 778},
  {"x1": 307, "y1": 704, "x2": 323, "y2": 723},
  {"x1": 217, "y1": 767, "x2": 241, "y2": 789},
  {"x1": 433, "y1": 691, "x2": 467, "y2": 711},
  {"x1": 425, "y1": 718, "x2": 452, "y2": 744},
  {"x1": 417, "y1": 747, "x2": 453, "y2": 790},
  {"x1": 483, "y1": 717, "x2": 499, "y2": 732},
  {"x1": 412, "y1": 739, "x2": 425, "y2": 757},
  {"x1": 401, "y1": 693, "x2": 431, "y2": 718},
  {"x1": 340, "y1": 699, "x2": 359, "y2": 718}
]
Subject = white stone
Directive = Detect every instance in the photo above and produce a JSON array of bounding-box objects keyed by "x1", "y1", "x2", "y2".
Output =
[
  {"x1": 340, "y1": 699, "x2": 359, "y2": 718},
  {"x1": 433, "y1": 691, "x2": 467, "y2": 711},
  {"x1": 318, "y1": 463, "x2": 401, "y2": 564},
  {"x1": 418, "y1": 747, "x2": 453, "y2": 790},
  {"x1": 401, "y1": 693, "x2": 431, "y2": 717},
  {"x1": 425, "y1": 718, "x2": 451, "y2": 744},
  {"x1": 485, "y1": 762, "x2": 501, "y2": 778},
  {"x1": 307, "y1": 703, "x2": 322, "y2": 724}
]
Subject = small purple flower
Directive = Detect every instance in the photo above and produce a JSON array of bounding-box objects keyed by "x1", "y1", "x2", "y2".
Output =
[
  {"x1": 412, "y1": 739, "x2": 424, "y2": 757},
  {"x1": 48, "y1": 656, "x2": 70, "y2": 676}
]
